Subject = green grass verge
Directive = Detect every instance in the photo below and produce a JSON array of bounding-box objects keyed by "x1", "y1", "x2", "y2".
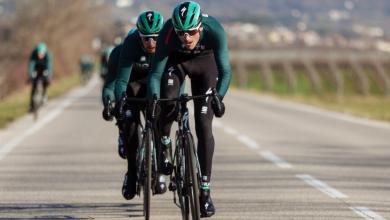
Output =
[
  {"x1": 232, "y1": 69, "x2": 390, "y2": 122},
  {"x1": 283, "y1": 94, "x2": 390, "y2": 122},
  {"x1": 0, "y1": 73, "x2": 82, "y2": 129}
]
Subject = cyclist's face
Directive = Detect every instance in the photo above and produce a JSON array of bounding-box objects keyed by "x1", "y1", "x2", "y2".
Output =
[
  {"x1": 141, "y1": 36, "x2": 157, "y2": 53},
  {"x1": 177, "y1": 26, "x2": 202, "y2": 50},
  {"x1": 38, "y1": 52, "x2": 45, "y2": 60}
]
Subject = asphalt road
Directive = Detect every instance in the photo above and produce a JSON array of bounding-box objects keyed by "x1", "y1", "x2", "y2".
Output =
[{"x1": 0, "y1": 78, "x2": 389, "y2": 220}]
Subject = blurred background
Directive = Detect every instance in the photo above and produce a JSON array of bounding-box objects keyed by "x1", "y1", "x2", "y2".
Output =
[
  {"x1": 1, "y1": 0, "x2": 390, "y2": 127},
  {"x1": 2, "y1": 2, "x2": 390, "y2": 219}
]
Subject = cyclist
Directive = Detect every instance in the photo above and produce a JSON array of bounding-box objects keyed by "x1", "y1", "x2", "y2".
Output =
[
  {"x1": 79, "y1": 54, "x2": 94, "y2": 83},
  {"x1": 100, "y1": 46, "x2": 114, "y2": 81},
  {"x1": 147, "y1": 1, "x2": 231, "y2": 217},
  {"x1": 102, "y1": 29, "x2": 137, "y2": 123},
  {"x1": 28, "y1": 42, "x2": 53, "y2": 112},
  {"x1": 113, "y1": 11, "x2": 166, "y2": 200}
]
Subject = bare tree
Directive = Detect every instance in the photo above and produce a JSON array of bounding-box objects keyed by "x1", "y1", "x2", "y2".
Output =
[{"x1": 0, "y1": 0, "x2": 107, "y2": 99}]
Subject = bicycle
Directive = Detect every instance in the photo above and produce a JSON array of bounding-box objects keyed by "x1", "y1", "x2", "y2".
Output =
[
  {"x1": 30, "y1": 69, "x2": 48, "y2": 120},
  {"x1": 165, "y1": 92, "x2": 215, "y2": 220},
  {"x1": 121, "y1": 91, "x2": 219, "y2": 220},
  {"x1": 120, "y1": 96, "x2": 159, "y2": 220}
]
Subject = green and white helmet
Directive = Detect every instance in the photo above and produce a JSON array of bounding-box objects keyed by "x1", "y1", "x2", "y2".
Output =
[
  {"x1": 36, "y1": 42, "x2": 47, "y2": 55},
  {"x1": 136, "y1": 11, "x2": 164, "y2": 36},
  {"x1": 172, "y1": 1, "x2": 202, "y2": 31}
]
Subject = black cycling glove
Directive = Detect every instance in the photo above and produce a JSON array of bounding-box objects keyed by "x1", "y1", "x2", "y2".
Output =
[
  {"x1": 212, "y1": 89, "x2": 225, "y2": 118},
  {"x1": 102, "y1": 100, "x2": 115, "y2": 121},
  {"x1": 117, "y1": 94, "x2": 127, "y2": 121}
]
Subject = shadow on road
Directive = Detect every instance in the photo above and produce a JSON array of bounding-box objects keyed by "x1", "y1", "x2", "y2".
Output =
[{"x1": 0, "y1": 203, "x2": 143, "y2": 219}]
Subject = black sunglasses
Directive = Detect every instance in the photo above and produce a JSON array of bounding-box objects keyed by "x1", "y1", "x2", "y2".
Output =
[
  {"x1": 176, "y1": 29, "x2": 200, "y2": 37},
  {"x1": 141, "y1": 36, "x2": 157, "y2": 41}
]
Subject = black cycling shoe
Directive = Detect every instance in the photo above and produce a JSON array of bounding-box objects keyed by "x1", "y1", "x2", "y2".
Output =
[
  {"x1": 200, "y1": 189, "x2": 215, "y2": 218},
  {"x1": 118, "y1": 132, "x2": 126, "y2": 159},
  {"x1": 154, "y1": 174, "x2": 167, "y2": 194},
  {"x1": 122, "y1": 172, "x2": 136, "y2": 200}
]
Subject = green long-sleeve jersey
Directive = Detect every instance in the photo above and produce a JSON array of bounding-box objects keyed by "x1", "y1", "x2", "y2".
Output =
[
  {"x1": 28, "y1": 48, "x2": 53, "y2": 79},
  {"x1": 102, "y1": 44, "x2": 122, "y2": 106},
  {"x1": 114, "y1": 31, "x2": 154, "y2": 101},
  {"x1": 147, "y1": 15, "x2": 232, "y2": 98}
]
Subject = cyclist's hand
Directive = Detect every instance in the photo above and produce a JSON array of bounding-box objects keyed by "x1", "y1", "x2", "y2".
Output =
[
  {"x1": 28, "y1": 71, "x2": 37, "y2": 83},
  {"x1": 102, "y1": 101, "x2": 114, "y2": 121},
  {"x1": 118, "y1": 94, "x2": 127, "y2": 121},
  {"x1": 43, "y1": 70, "x2": 49, "y2": 77},
  {"x1": 31, "y1": 71, "x2": 37, "y2": 79},
  {"x1": 212, "y1": 89, "x2": 225, "y2": 118}
]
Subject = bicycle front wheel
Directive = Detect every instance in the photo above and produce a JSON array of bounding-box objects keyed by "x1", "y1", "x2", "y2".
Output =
[
  {"x1": 184, "y1": 133, "x2": 200, "y2": 220},
  {"x1": 143, "y1": 128, "x2": 153, "y2": 220},
  {"x1": 32, "y1": 79, "x2": 44, "y2": 120},
  {"x1": 175, "y1": 133, "x2": 189, "y2": 220}
]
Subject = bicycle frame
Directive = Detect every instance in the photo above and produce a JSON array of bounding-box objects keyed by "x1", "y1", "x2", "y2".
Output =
[
  {"x1": 124, "y1": 97, "x2": 158, "y2": 220},
  {"x1": 166, "y1": 93, "x2": 213, "y2": 220}
]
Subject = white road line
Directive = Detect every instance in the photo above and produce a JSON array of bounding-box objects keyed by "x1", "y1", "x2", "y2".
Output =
[
  {"x1": 296, "y1": 174, "x2": 348, "y2": 199},
  {"x1": 238, "y1": 93, "x2": 390, "y2": 130},
  {"x1": 259, "y1": 150, "x2": 292, "y2": 169},
  {"x1": 223, "y1": 126, "x2": 238, "y2": 135},
  {"x1": 213, "y1": 119, "x2": 223, "y2": 128},
  {"x1": 237, "y1": 134, "x2": 260, "y2": 149},
  {"x1": 350, "y1": 207, "x2": 386, "y2": 220},
  {"x1": 0, "y1": 78, "x2": 97, "y2": 161}
]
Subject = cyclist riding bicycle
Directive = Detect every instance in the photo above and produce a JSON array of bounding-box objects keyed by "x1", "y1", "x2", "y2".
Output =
[
  {"x1": 147, "y1": 1, "x2": 231, "y2": 217},
  {"x1": 102, "y1": 29, "x2": 138, "y2": 119},
  {"x1": 100, "y1": 46, "x2": 114, "y2": 82},
  {"x1": 28, "y1": 42, "x2": 53, "y2": 112},
  {"x1": 79, "y1": 54, "x2": 94, "y2": 83},
  {"x1": 112, "y1": 11, "x2": 166, "y2": 201}
]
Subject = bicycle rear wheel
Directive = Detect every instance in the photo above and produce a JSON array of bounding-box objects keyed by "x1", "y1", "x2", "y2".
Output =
[
  {"x1": 184, "y1": 133, "x2": 200, "y2": 220},
  {"x1": 143, "y1": 128, "x2": 153, "y2": 220}
]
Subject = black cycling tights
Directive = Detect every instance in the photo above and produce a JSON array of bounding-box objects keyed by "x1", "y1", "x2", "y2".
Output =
[
  {"x1": 159, "y1": 51, "x2": 218, "y2": 180},
  {"x1": 122, "y1": 81, "x2": 147, "y2": 174},
  {"x1": 30, "y1": 76, "x2": 49, "y2": 109}
]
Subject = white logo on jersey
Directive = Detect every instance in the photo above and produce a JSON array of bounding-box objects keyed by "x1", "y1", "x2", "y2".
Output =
[
  {"x1": 201, "y1": 106, "x2": 208, "y2": 114},
  {"x1": 168, "y1": 67, "x2": 174, "y2": 76},
  {"x1": 168, "y1": 79, "x2": 174, "y2": 86},
  {"x1": 147, "y1": 13, "x2": 153, "y2": 21},
  {"x1": 205, "y1": 88, "x2": 212, "y2": 102},
  {"x1": 181, "y1": 7, "x2": 187, "y2": 17}
]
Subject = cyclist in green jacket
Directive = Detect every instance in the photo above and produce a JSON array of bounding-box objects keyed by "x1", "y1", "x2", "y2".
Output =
[
  {"x1": 113, "y1": 11, "x2": 166, "y2": 200},
  {"x1": 147, "y1": 1, "x2": 231, "y2": 217},
  {"x1": 101, "y1": 29, "x2": 137, "y2": 113},
  {"x1": 100, "y1": 46, "x2": 114, "y2": 81},
  {"x1": 28, "y1": 42, "x2": 53, "y2": 112}
]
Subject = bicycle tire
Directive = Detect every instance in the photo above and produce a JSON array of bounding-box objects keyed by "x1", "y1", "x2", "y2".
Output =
[
  {"x1": 175, "y1": 134, "x2": 189, "y2": 220},
  {"x1": 143, "y1": 128, "x2": 153, "y2": 220},
  {"x1": 184, "y1": 133, "x2": 201, "y2": 220},
  {"x1": 136, "y1": 122, "x2": 145, "y2": 198},
  {"x1": 33, "y1": 78, "x2": 44, "y2": 120}
]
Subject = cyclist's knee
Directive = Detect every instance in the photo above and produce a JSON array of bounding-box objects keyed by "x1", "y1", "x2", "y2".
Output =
[{"x1": 195, "y1": 120, "x2": 213, "y2": 142}]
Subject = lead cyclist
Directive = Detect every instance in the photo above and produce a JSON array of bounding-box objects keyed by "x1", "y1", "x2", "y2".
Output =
[{"x1": 147, "y1": 1, "x2": 231, "y2": 217}]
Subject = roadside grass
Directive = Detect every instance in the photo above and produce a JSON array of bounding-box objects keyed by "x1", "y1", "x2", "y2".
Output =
[
  {"x1": 232, "y1": 69, "x2": 390, "y2": 122},
  {"x1": 0, "y1": 73, "x2": 82, "y2": 129}
]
